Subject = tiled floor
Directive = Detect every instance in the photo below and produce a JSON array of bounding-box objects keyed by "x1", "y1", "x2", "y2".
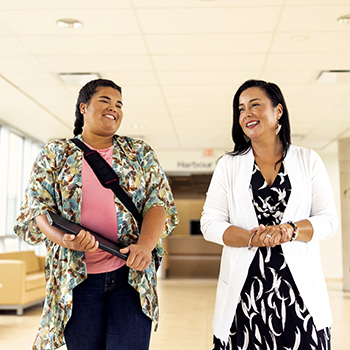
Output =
[
  {"x1": 0, "y1": 279, "x2": 349, "y2": 350},
  {"x1": 326, "y1": 280, "x2": 350, "y2": 350}
]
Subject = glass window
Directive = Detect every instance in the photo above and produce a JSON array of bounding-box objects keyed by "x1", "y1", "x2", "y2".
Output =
[
  {"x1": 0, "y1": 124, "x2": 43, "y2": 253},
  {"x1": 6, "y1": 132, "x2": 24, "y2": 236},
  {"x1": 0, "y1": 125, "x2": 9, "y2": 239}
]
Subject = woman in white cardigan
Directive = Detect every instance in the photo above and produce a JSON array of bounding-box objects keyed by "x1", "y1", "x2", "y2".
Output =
[{"x1": 201, "y1": 79, "x2": 337, "y2": 350}]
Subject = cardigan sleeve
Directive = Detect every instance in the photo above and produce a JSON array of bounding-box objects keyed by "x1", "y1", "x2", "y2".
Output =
[
  {"x1": 13, "y1": 140, "x2": 68, "y2": 245},
  {"x1": 201, "y1": 156, "x2": 232, "y2": 246},
  {"x1": 307, "y1": 150, "x2": 338, "y2": 241}
]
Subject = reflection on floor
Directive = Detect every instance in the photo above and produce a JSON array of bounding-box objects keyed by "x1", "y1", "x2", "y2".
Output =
[{"x1": 0, "y1": 279, "x2": 349, "y2": 350}]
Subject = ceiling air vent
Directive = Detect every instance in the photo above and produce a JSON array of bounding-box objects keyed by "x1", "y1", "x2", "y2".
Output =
[
  {"x1": 59, "y1": 73, "x2": 101, "y2": 86},
  {"x1": 316, "y1": 70, "x2": 350, "y2": 84}
]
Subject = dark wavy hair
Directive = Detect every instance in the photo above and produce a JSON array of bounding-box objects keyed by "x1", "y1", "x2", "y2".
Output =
[
  {"x1": 73, "y1": 79, "x2": 122, "y2": 136},
  {"x1": 231, "y1": 79, "x2": 291, "y2": 163}
]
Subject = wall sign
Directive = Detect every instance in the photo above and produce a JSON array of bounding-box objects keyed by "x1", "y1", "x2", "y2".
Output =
[{"x1": 156, "y1": 148, "x2": 226, "y2": 174}]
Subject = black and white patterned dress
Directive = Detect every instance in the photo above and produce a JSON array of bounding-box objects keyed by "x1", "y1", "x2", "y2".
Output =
[{"x1": 213, "y1": 162, "x2": 331, "y2": 350}]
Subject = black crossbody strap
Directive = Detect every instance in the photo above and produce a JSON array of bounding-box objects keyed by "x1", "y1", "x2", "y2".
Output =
[{"x1": 70, "y1": 138, "x2": 143, "y2": 227}]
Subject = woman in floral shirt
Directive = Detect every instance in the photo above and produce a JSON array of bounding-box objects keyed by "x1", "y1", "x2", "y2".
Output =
[{"x1": 14, "y1": 79, "x2": 179, "y2": 350}]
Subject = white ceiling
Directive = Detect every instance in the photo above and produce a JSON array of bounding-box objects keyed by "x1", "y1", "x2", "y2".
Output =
[{"x1": 1, "y1": 0, "x2": 350, "y2": 153}]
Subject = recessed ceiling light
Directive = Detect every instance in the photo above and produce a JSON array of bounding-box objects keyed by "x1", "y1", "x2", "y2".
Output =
[
  {"x1": 56, "y1": 18, "x2": 83, "y2": 29},
  {"x1": 337, "y1": 14, "x2": 350, "y2": 24}
]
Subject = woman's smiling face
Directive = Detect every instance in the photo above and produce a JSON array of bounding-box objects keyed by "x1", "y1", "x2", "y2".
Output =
[
  {"x1": 80, "y1": 86, "x2": 123, "y2": 138},
  {"x1": 238, "y1": 86, "x2": 282, "y2": 141}
]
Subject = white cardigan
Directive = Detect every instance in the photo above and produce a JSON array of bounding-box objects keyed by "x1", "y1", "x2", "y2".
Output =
[{"x1": 200, "y1": 145, "x2": 338, "y2": 343}]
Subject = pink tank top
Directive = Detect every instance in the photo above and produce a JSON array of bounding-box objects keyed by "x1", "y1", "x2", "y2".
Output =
[{"x1": 81, "y1": 143, "x2": 125, "y2": 274}]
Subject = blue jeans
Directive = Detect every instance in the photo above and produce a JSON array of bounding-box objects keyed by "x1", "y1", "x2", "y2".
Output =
[{"x1": 64, "y1": 264, "x2": 152, "y2": 350}]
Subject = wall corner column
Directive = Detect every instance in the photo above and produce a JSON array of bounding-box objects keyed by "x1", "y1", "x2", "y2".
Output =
[{"x1": 338, "y1": 138, "x2": 350, "y2": 291}]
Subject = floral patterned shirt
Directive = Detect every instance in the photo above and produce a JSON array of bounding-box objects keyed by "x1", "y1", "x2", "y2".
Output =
[{"x1": 13, "y1": 134, "x2": 179, "y2": 350}]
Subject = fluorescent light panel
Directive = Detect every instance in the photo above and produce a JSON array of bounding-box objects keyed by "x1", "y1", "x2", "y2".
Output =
[
  {"x1": 316, "y1": 70, "x2": 350, "y2": 84},
  {"x1": 59, "y1": 73, "x2": 101, "y2": 86}
]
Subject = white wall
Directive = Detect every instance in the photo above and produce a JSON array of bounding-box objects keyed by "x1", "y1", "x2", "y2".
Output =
[{"x1": 309, "y1": 149, "x2": 343, "y2": 279}]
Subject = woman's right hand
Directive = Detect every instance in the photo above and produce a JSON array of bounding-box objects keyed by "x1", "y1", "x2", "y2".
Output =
[
  {"x1": 35, "y1": 214, "x2": 99, "y2": 252},
  {"x1": 254, "y1": 223, "x2": 290, "y2": 248},
  {"x1": 62, "y1": 230, "x2": 99, "y2": 252}
]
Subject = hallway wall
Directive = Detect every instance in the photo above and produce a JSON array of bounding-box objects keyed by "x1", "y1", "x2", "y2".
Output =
[{"x1": 319, "y1": 150, "x2": 343, "y2": 279}]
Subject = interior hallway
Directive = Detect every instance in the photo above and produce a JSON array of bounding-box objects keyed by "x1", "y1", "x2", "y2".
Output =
[{"x1": 0, "y1": 279, "x2": 349, "y2": 350}]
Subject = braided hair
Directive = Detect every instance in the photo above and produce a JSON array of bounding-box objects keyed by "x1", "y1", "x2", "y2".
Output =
[{"x1": 73, "y1": 79, "x2": 122, "y2": 136}]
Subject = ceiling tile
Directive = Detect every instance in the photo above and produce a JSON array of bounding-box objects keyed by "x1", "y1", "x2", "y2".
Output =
[
  {"x1": 168, "y1": 105, "x2": 231, "y2": 118},
  {"x1": 278, "y1": 5, "x2": 350, "y2": 32},
  {"x1": 271, "y1": 32, "x2": 350, "y2": 53},
  {"x1": 105, "y1": 72, "x2": 159, "y2": 86},
  {"x1": 0, "y1": 9, "x2": 139, "y2": 35},
  {"x1": 288, "y1": 107, "x2": 326, "y2": 120},
  {"x1": 23, "y1": 86, "x2": 72, "y2": 99},
  {"x1": 264, "y1": 53, "x2": 350, "y2": 70},
  {"x1": 18, "y1": 35, "x2": 148, "y2": 56},
  {"x1": 172, "y1": 114, "x2": 231, "y2": 124},
  {"x1": 121, "y1": 85, "x2": 162, "y2": 97},
  {"x1": 162, "y1": 85, "x2": 235, "y2": 97},
  {"x1": 326, "y1": 111, "x2": 350, "y2": 124},
  {"x1": 0, "y1": 21, "x2": 10, "y2": 35},
  {"x1": 306, "y1": 125, "x2": 347, "y2": 142},
  {"x1": 0, "y1": 0, "x2": 132, "y2": 10},
  {"x1": 282, "y1": 83, "x2": 350, "y2": 97},
  {"x1": 166, "y1": 96, "x2": 228, "y2": 108},
  {"x1": 39, "y1": 97, "x2": 76, "y2": 116},
  {"x1": 260, "y1": 70, "x2": 315, "y2": 84},
  {"x1": 146, "y1": 33, "x2": 273, "y2": 55},
  {"x1": 287, "y1": 95, "x2": 342, "y2": 109},
  {"x1": 286, "y1": 0, "x2": 350, "y2": 5},
  {"x1": 0, "y1": 37, "x2": 31, "y2": 56},
  {"x1": 0, "y1": 78, "x2": 71, "y2": 142},
  {"x1": 37, "y1": 55, "x2": 153, "y2": 72},
  {"x1": 137, "y1": 7, "x2": 281, "y2": 34},
  {"x1": 133, "y1": 0, "x2": 284, "y2": 8},
  {"x1": 153, "y1": 54, "x2": 266, "y2": 71},
  {"x1": 121, "y1": 96, "x2": 166, "y2": 108},
  {"x1": 64, "y1": 86, "x2": 83, "y2": 97},
  {"x1": 0, "y1": 56, "x2": 47, "y2": 72},
  {"x1": 119, "y1": 125, "x2": 180, "y2": 148},
  {"x1": 157, "y1": 70, "x2": 262, "y2": 85},
  {"x1": 2, "y1": 72, "x2": 61, "y2": 87}
]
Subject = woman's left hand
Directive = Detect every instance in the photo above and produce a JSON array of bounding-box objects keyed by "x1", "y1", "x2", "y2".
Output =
[
  {"x1": 279, "y1": 224, "x2": 294, "y2": 243},
  {"x1": 120, "y1": 244, "x2": 152, "y2": 271}
]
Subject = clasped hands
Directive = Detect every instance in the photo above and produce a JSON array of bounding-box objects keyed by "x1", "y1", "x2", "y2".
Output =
[
  {"x1": 62, "y1": 230, "x2": 152, "y2": 271},
  {"x1": 249, "y1": 223, "x2": 293, "y2": 248}
]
